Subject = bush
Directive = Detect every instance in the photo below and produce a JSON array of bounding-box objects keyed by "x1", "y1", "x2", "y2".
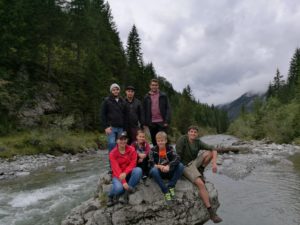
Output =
[{"x1": 0, "y1": 129, "x2": 106, "y2": 158}]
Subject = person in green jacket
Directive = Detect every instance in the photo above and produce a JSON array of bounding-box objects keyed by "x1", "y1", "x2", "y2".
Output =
[{"x1": 176, "y1": 125, "x2": 222, "y2": 223}]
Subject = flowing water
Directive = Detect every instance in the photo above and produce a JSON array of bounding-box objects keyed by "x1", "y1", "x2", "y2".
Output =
[
  {"x1": 0, "y1": 137, "x2": 300, "y2": 225},
  {"x1": 0, "y1": 152, "x2": 108, "y2": 225}
]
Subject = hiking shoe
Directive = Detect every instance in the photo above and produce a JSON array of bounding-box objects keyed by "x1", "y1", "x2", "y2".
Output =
[
  {"x1": 107, "y1": 196, "x2": 118, "y2": 207},
  {"x1": 127, "y1": 186, "x2": 136, "y2": 194},
  {"x1": 210, "y1": 214, "x2": 223, "y2": 223},
  {"x1": 168, "y1": 187, "x2": 175, "y2": 199},
  {"x1": 208, "y1": 208, "x2": 223, "y2": 223},
  {"x1": 164, "y1": 192, "x2": 172, "y2": 204},
  {"x1": 119, "y1": 191, "x2": 129, "y2": 204}
]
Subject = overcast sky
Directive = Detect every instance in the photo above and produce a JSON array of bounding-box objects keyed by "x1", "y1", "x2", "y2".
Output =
[{"x1": 107, "y1": 0, "x2": 300, "y2": 105}]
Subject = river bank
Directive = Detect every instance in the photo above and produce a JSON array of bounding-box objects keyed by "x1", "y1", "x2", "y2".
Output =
[
  {"x1": 0, "y1": 149, "x2": 100, "y2": 180},
  {"x1": 1, "y1": 134, "x2": 300, "y2": 225}
]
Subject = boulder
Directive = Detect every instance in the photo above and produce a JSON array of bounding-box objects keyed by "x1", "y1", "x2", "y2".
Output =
[{"x1": 62, "y1": 172, "x2": 220, "y2": 225}]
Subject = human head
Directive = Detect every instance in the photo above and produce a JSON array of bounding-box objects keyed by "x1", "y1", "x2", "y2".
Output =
[
  {"x1": 136, "y1": 129, "x2": 145, "y2": 144},
  {"x1": 149, "y1": 79, "x2": 159, "y2": 93},
  {"x1": 117, "y1": 131, "x2": 128, "y2": 147},
  {"x1": 125, "y1": 85, "x2": 135, "y2": 99},
  {"x1": 110, "y1": 83, "x2": 120, "y2": 97},
  {"x1": 187, "y1": 125, "x2": 199, "y2": 141},
  {"x1": 156, "y1": 131, "x2": 167, "y2": 149}
]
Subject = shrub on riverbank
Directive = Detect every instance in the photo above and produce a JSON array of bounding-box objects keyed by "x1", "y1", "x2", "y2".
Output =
[{"x1": 0, "y1": 130, "x2": 107, "y2": 158}]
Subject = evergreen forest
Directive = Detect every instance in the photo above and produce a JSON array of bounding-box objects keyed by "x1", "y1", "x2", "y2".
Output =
[
  {"x1": 228, "y1": 48, "x2": 300, "y2": 144},
  {"x1": 0, "y1": 0, "x2": 229, "y2": 140}
]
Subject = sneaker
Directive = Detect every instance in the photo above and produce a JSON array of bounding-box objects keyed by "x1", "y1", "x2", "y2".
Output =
[
  {"x1": 127, "y1": 186, "x2": 136, "y2": 194},
  {"x1": 107, "y1": 196, "x2": 118, "y2": 207},
  {"x1": 164, "y1": 192, "x2": 172, "y2": 204},
  {"x1": 208, "y1": 208, "x2": 223, "y2": 223},
  {"x1": 119, "y1": 191, "x2": 129, "y2": 204},
  {"x1": 210, "y1": 214, "x2": 223, "y2": 223},
  {"x1": 168, "y1": 187, "x2": 175, "y2": 199}
]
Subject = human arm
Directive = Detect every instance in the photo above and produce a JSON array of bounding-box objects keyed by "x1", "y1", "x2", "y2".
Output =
[
  {"x1": 101, "y1": 98, "x2": 112, "y2": 134},
  {"x1": 211, "y1": 150, "x2": 218, "y2": 173},
  {"x1": 109, "y1": 150, "x2": 123, "y2": 181},
  {"x1": 123, "y1": 147, "x2": 137, "y2": 175}
]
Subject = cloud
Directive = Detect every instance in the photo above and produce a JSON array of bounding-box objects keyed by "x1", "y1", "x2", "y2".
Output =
[{"x1": 107, "y1": 0, "x2": 300, "y2": 104}]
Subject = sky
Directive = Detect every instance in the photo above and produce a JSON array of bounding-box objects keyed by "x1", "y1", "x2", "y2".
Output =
[{"x1": 107, "y1": 0, "x2": 300, "y2": 105}]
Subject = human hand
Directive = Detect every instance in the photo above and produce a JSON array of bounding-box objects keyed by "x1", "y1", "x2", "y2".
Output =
[
  {"x1": 119, "y1": 172, "x2": 126, "y2": 180},
  {"x1": 138, "y1": 158, "x2": 143, "y2": 163},
  {"x1": 123, "y1": 182, "x2": 129, "y2": 190},
  {"x1": 212, "y1": 162, "x2": 217, "y2": 173},
  {"x1": 105, "y1": 127, "x2": 112, "y2": 135},
  {"x1": 162, "y1": 165, "x2": 170, "y2": 173}
]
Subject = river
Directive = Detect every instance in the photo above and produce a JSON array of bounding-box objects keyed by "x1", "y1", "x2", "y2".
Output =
[{"x1": 0, "y1": 136, "x2": 299, "y2": 225}]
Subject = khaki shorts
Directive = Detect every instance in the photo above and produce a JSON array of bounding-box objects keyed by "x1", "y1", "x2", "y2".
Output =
[{"x1": 183, "y1": 151, "x2": 208, "y2": 183}]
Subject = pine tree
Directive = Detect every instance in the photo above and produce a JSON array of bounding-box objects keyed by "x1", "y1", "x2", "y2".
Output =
[
  {"x1": 126, "y1": 25, "x2": 144, "y2": 97},
  {"x1": 286, "y1": 48, "x2": 300, "y2": 100}
]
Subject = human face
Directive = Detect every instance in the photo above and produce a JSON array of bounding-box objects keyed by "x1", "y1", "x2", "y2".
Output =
[
  {"x1": 187, "y1": 129, "x2": 199, "y2": 141},
  {"x1": 125, "y1": 89, "x2": 135, "y2": 99},
  {"x1": 156, "y1": 137, "x2": 167, "y2": 149},
  {"x1": 111, "y1": 87, "x2": 120, "y2": 97},
  {"x1": 136, "y1": 133, "x2": 145, "y2": 144},
  {"x1": 150, "y1": 82, "x2": 159, "y2": 93},
  {"x1": 117, "y1": 138, "x2": 127, "y2": 148}
]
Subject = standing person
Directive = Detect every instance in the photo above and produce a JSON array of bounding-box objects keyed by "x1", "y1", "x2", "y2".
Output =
[
  {"x1": 107, "y1": 131, "x2": 142, "y2": 207},
  {"x1": 131, "y1": 129, "x2": 151, "y2": 179},
  {"x1": 143, "y1": 79, "x2": 171, "y2": 146},
  {"x1": 125, "y1": 85, "x2": 144, "y2": 144},
  {"x1": 176, "y1": 125, "x2": 223, "y2": 223},
  {"x1": 101, "y1": 83, "x2": 126, "y2": 153},
  {"x1": 149, "y1": 131, "x2": 184, "y2": 204}
]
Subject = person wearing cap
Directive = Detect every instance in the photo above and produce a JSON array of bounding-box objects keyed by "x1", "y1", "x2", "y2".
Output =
[
  {"x1": 101, "y1": 83, "x2": 126, "y2": 153},
  {"x1": 124, "y1": 85, "x2": 144, "y2": 144},
  {"x1": 107, "y1": 131, "x2": 142, "y2": 207},
  {"x1": 175, "y1": 125, "x2": 223, "y2": 223},
  {"x1": 143, "y1": 79, "x2": 171, "y2": 146}
]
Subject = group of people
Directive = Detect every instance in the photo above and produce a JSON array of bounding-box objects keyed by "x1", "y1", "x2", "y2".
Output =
[{"x1": 101, "y1": 79, "x2": 222, "y2": 223}]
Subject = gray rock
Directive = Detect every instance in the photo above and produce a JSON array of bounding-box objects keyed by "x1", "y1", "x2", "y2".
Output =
[
  {"x1": 62, "y1": 172, "x2": 220, "y2": 225},
  {"x1": 55, "y1": 166, "x2": 66, "y2": 172}
]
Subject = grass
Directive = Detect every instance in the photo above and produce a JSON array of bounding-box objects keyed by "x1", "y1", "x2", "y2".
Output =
[{"x1": 0, "y1": 129, "x2": 107, "y2": 158}]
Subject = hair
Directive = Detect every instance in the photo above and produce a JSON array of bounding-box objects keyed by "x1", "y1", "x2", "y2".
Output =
[
  {"x1": 150, "y1": 78, "x2": 159, "y2": 84},
  {"x1": 155, "y1": 131, "x2": 167, "y2": 140},
  {"x1": 136, "y1": 129, "x2": 145, "y2": 136},
  {"x1": 188, "y1": 125, "x2": 199, "y2": 132}
]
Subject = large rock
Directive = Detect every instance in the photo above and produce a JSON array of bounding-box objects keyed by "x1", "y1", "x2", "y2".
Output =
[{"x1": 62, "y1": 172, "x2": 220, "y2": 225}]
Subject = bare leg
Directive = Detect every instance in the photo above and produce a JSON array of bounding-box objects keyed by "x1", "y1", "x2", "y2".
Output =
[
  {"x1": 194, "y1": 177, "x2": 211, "y2": 207},
  {"x1": 201, "y1": 151, "x2": 212, "y2": 167}
]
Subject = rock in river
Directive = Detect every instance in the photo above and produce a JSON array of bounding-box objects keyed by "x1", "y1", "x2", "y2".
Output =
[{"x1": 62, "y1": 172, "x2": 220, "y2": 225}]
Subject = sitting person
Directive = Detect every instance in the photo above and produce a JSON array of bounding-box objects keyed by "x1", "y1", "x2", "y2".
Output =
[
  {"x1": 176, "y1": 125, "x2": 222, "y2": 223},
  {"x1": 131, "y1": 129, "x2": 151, "y2": 179},
  {"x1": 107, "y1": 131, "x2": 142, "y2": 207},
  {"x1": 149, "y1": 131, "x2": 184, "y2": 204}
]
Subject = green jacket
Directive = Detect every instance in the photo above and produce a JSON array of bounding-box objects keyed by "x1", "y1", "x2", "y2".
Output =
[{"x1": 176, "y1": 135, "x2": 213, "y2": 165}]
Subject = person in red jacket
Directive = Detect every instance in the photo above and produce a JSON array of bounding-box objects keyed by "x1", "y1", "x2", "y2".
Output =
[{"x1": 107, "y1": 131, "x2": 142, "y2": 207}]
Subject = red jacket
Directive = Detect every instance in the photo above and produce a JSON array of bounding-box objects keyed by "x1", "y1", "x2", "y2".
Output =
[{"x1": 109, "y1": 145, "x2": 137, "y2": 184}]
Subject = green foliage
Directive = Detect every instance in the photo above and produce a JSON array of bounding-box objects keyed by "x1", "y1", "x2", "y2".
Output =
[
  {"x1": 0, "y1": 130, "x2": 105, "y2": 158},
  {"x1": 0, "y1": 0, "x2": 229, "y2": 143}
]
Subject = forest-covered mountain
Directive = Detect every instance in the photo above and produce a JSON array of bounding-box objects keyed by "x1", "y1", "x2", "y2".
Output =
[
  {"x1": 0, "y1": 0, "x2": 229, "y2": 136},
  {"x1": 228, "y1": 48, "x2": 300, "y2": 143},
  {"x1": 219, "y1": 92, "x2": 265, "y2": 121}
]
